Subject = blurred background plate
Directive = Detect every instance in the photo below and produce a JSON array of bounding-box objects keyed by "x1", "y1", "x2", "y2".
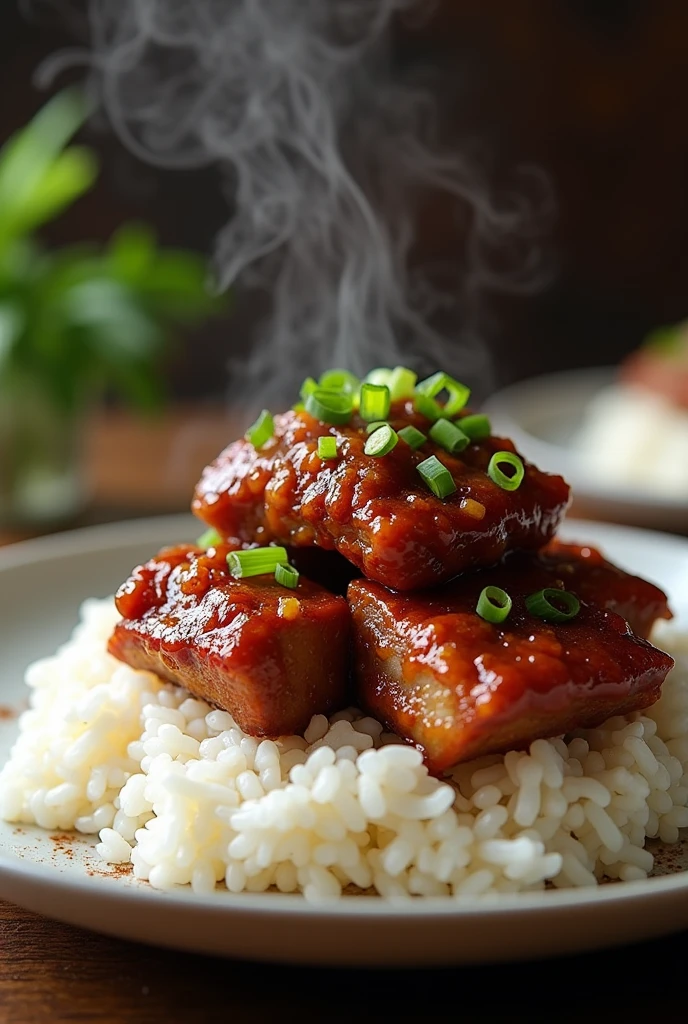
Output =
[{"x1": 483, "y1": 367, "x2": 688, "y2": 532}]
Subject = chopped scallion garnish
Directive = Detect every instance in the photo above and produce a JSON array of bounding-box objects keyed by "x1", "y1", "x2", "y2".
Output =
[
  {"x1": 299, "y1": 377, "x2": 318, "y2": 401},
  {"x1": 364, "y1": 367, "x2": 392, "y2": 387},
  {"x1": 476, "y1": 586, "x2": 512, "y2": 624},
  {"x1": 525, "y1": 588, "x2": 580, "y2": 623},
  {"x1": 227, "y1": 546, "x2": 289, "y2": 579},
  {"x1": 459, "y1": 414, "x2": 491, "y2": 441},
  {"x1": 364, "y1": 423, "x2": 398, "y2": 457},
  {"x1": 487, "y1": 451, "x2": 525, "y2": 491},
  {"x1": 359, "y1": 382, "x2": 391, "y2": 422},
  {"x1": 365, "y1": 420, "x2": 388, "y2": 434},
  {"x1": 413, "y1": 392, "x2": 443, "y2": 422},
  {"x1": 416, "y1": 371, "x2": 471, "y2": 417},
  {"x1": 429, "y1": 417, "x2": 470, "y2": 455},
  {"x1": 196, "y1": 527, "x2": 223, "y2": 550},
  {"x1": 416, "y1": 455, "x2": 457, "y2": 499},
  {"x1": 398, "y1": 424, "x2": 427, "y2": 449},
  {"x1": 319, "y1": 368, "x2": 360, "y2": 394},
  {"x1": 245, "y1": 409, "x2": 274, "y2": 449},
  {"x1": 317, "y1": 436, "x2": 338, "y2": 459},
  {"x1": 275, "y1": 563, "x2": 300, "y2": 589},
  {"x1": 305, "y1": 388, "x2": 354, "y2": 425},
  {"x1": 387, "y1": 366, "x2": 417, "y2": 400}
]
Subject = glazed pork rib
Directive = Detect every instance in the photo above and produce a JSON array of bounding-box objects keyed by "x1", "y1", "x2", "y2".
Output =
[
  {"x1": 541, "y1": 539, "x2": 672, "y2": 639},
  {"x1": 348, "y1": 547, "x2": 674, "y2": 773},
  {"x1": 108, "y1": 543, "x2": 350, "y2": 737},
  {"x1": 192, "y1": 400, "x2": 570, "y2": 591}
]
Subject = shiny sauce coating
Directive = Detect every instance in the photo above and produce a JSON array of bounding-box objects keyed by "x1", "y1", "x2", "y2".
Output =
[
  {"x1": 192, "y1": 400, "x2": 570, "y2": 591},
  {"x1": 349, "y1": 549, "x2": 674, "y2": 773},
  {"x1": 109, "y1": 543, "x2": 350, "y2": 737}
]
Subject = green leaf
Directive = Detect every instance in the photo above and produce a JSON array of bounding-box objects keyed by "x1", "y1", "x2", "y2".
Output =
[
  {"x1": 60, "y1": 279, "x2": 164, "y2": 359},
  {"x1": 0, "y1": 238, "x2": 40, "y2": 287},
  {"x1": 107, "y1": 223, "x2": 157, "y2": 281},
  {"x1": 136, "y1": 251, "x2": 227, "y2": 319},
  {"x1": 0, "y1": 88, "x2": 94, "y2": 229},
  {"x1": 0, "y1": 302, "x2": 25, "y2": 369},
  {"x1": 0, "y1": 146, "x2": 98, "y2": 242}
]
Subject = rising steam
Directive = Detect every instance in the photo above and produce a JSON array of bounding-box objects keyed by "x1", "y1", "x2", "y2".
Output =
[{"x1": 37, "y1": 0, "x2": 553, "y2": 404}]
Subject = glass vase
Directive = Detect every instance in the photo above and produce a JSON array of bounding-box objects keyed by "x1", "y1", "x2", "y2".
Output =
[{"x1": 0, "y1": 377, "x2": 87, "y2": 529}]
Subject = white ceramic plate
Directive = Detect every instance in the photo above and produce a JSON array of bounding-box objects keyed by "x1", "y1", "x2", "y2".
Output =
[
  {"x1": 0, "y1": 514, "x2": 687, "y2": 967},
  {"x1": 482, "y1": 368, "x2": 688, "y2": 531}
]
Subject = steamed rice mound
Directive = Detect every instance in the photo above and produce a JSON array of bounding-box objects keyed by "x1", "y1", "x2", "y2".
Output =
[{"x1": 1, "y1": 598, "x2": 687, "y2": 901}]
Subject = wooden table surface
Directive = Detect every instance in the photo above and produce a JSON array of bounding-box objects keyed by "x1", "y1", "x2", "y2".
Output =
[{"x1": 1, "y1": 406, "x2": 687, "y2": 1023}]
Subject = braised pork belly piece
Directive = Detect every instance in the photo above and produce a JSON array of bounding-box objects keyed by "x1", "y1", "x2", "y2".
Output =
[
  {"x1": 348, "y1": 550, "x2": 674, "y2": 773},
  {"x1": 108, "y1": 543, "x2": 350, "y2": 737},
  {"x1": 542, "y1": 540, "x2": 672, "y2": 639},
  {"x1": 192, "y1": 399, "x2": 570, "y2": 591}
]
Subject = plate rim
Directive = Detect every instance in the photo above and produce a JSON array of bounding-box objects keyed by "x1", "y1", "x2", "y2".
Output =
[
  {"x1": 1, "y1": 512, "x2": 687, "y2": 924},
  {"x1": 0, "y1": 837, "x2": 687, "y2": 920}
]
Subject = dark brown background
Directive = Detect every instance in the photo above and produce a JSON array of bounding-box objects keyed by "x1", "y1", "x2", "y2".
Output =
[{"x1": 4, "y1": 0, "x2": 688, "y2": 403}]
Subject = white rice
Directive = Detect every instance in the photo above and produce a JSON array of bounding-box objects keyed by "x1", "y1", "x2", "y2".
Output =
[
  {"x1": 1, "y1": 599, "x2": 687, "y2": 902},
  {"x1": 571, "y1": 382, "x2": 688, "y2": 499}
]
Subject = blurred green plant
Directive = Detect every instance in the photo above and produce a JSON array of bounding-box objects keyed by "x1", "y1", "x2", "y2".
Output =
[
  {"x1": 0, "y1": 87, "x2": 226, "y2": 416},
  {"x1": 0, "y1": 87, "x2": 228, "y2": 527}
]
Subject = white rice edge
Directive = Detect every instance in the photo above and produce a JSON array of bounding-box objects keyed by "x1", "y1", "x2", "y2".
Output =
[{"x1": 1, "y1": 597, "x2": 687, "y2": 902}]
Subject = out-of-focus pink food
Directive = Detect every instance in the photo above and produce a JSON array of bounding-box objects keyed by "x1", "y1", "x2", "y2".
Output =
[
  {"x1": 192, "y1": 400, "x2": 571, "y2": 591},
  {"x1": 349, "y1": 548, "x2": 674, "y2": 773},
  {"x1": 108, "y1": 543, "x2": 350, "y2": 737},
  {"x1": 621, "y1": 336, "x2": 688, "y2": 410}
]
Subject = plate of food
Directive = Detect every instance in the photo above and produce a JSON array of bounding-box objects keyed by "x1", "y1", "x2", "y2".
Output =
[
  {"x1": 1, "y1": 366, "x2": 687, "y2": 967},
  {"x1": 482, "y1": 324, "x2": 688, "y2": 531}
]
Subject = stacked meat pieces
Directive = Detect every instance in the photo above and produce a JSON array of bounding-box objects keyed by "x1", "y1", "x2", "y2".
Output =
[{"x1": 108, "y1": 381, "x2": 674, "y2": 772}]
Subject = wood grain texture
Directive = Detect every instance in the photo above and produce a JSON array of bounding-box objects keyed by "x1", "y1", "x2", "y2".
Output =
[
  {"x1": 1, "y1": 406, "x2": 687, "y2": 1023},
  {"x1": 1, "y1": 900, "x2": 687, "y2": 1024}
]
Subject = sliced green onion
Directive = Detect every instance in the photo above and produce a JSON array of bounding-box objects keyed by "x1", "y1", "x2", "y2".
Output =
[
  {"x1": 416, "y1": 455, "x2": 457, "y2": 498},
  {"x1": 299, "y1": 377, "x2": 318, "y2": 401},
  {"x1": 245, "y1": 409, "x2": 274, "y2": 449},
  {"x1": 416, "y1": 371, "x2": 471, "y2": 416},
  {"x1": 364, "y1": 367, "x2": 392, "y2": 387},
  {"x1": 476, "y1": 586, "x2": 512, "y2": 624},
  {"x1": 359, "y1": 382, "x2": 391, "y2": 422},
  {"x1": 413, "y1": 392, "x2": 443, "y2": 422},
  {"x1": 365, "y1": 420, "x2": 388, "y2": 434},
  {"x1": 196, "y1": 527, "x2": 223, "y2": 550},
  {"x1": 429, "y1": 417, "x2": 470, "y2": 455},
  {"x1": 487, "y1": 451, "x2": 525, "y2": 491},
  {"x1": 319, "y1": 368, "x2": 360, "y2": 394},
  {"x1": 292, "y1": 402, "x2": 305, "y2": 413},
  {"x1": 398, "y1": 424, "x2": 427, "y2": 449},
  {"x1": 227, "y1": 546, "x2": 289, "y2": 579},
  {"x1": 305, "y1": 388, "x2": 354, "y2": 425},
  {"x1": 525, "y1": 588, "x2": 581, "y2": 623},
  {"x1": 387, "y1": 366, "x2": 417, "y2": 400},
  {"x1": 275, "y1": 563, "x2": 300, "y2": 589},
  {"x1": 317, "y1": 436, "x2": 338, "y2": 459},
  {"x1": 459, "y1": 414, "x2": 491, "y2": 441},
  {"x1": 364, "y1": 423, "x2": 398, "y2": 457}
]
